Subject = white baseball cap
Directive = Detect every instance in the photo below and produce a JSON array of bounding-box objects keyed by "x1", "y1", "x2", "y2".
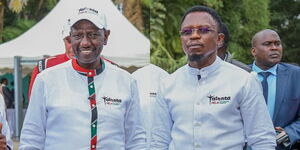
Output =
[{"x1": 68, "y1": 7, "x2": 107, "y2": 30}]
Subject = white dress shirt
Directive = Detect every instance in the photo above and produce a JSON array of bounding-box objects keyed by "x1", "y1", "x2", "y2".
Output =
[
  {"x1": 20, "y1": 60, "x2": 146, "y2": 150},
  {"x1": 151, "y1": 57, "x2": 276, "y2": 150},
  {"x1": 132, "y1": 64, "x2": 169, "y2": 149},
  {"x1": 0, "y1": 94, "x2": 13, "y2": 149}
]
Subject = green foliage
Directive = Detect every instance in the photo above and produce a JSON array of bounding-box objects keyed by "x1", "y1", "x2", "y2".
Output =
[
  {"x1": 236, "y1": 0, "x2": 270, "y2": 64},
  {"x1": 45, "y1": 0, "x2": 58, "y2": 10},
  {"x1": 2, "y1": 18, "x2": 36, "y2": 42},
  {"x1": 141, "y1": 0, "x2": 151, "y2": 8},
  {"x1": 150, "y1": 0, "x2": 190, "y2": 73},
  {"x1": 202, "y1": 0, "x2": 223, "y2": 9},
  {"x1": 3, "y1": 4, "x2": 18, "y2": 27},
  {"x1": 141, "y1": 0, "x2": 150, "y2": 38},
  {"x1": 24, "y1": 0, "x2": 58, "y2": 20},
  {"x1": 1, "y1": 0, "x2": 58, "y2": 43},
  {"x1": 270, "y1": 0, "x2": 300, "y2": 65}
]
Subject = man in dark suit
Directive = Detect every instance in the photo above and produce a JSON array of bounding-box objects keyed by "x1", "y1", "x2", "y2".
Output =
[{"x1": 250, "y1": 29, "x2": 300, "y2": 150}]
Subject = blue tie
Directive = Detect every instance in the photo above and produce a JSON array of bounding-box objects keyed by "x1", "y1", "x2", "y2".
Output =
[{"x1": 259, "y1": 72, "x2": 271, "y2": 103}]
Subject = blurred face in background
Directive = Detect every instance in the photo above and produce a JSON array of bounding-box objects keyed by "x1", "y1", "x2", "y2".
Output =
[{"x1": 64, "y1": 36, "x2": 75, "y2": 59}]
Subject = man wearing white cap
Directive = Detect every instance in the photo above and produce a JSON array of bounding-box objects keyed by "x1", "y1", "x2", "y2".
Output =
[
  {"x1": 20, "y1": 7, "x2": 146, "y2": 150},
  {"x1": 28, "y1": 18, "x2": 117, "y2": 102}
]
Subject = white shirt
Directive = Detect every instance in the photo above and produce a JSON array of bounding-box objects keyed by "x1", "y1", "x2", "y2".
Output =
[
  {"x1": 151, "y1": 57, "x2": 276, "y2": 150},
  {"x1": 0, "y1": 94, "x2": 13, "y2": 149},
  {"x1": 132, "y1": 64, "x2": 169, "y2": 149},
  {"x1": 20, "y1": 60, "x2": 146, "y2": 150}
]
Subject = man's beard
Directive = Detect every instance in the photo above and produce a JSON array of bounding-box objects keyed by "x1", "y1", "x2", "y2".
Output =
[
  {"x1": 187, "y1": 49, "x2": 216, "y2": 62},
  {"x1": 188, "y1": 54, "x2": 204, "y2": 62}
]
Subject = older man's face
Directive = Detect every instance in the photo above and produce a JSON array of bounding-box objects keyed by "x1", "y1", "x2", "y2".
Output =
[
  {"x1": 70, "y1": 19, "x2": 109, "y2": 69},
  {"x1": 180, "y1": 12, "x2": 223, "y2": 68}
]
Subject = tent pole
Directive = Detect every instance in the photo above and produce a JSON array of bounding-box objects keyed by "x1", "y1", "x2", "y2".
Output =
[{"x1": 14, "y1": 56, "x2": 23, "y2": 141}]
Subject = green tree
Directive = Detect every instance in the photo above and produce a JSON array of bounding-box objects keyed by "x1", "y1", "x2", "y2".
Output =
[
  {"x1": 0, "y1": 0, "x2": 28, "y2": 42},
  {"x1": 220, "y1": 0, "x2": 270, "y2": 64},
  {"x1": 2, "y1": 18, "x2": 35, "y2": 41},
  {"x1": 270, "y1": 0, "x2": 300, "y2": 65},
  {"x1": 112, "y1": 0, "x2": 150, "y2": 37},
  {"x1": 1, "y1": 0, "x2": 58, "y2": 43}
]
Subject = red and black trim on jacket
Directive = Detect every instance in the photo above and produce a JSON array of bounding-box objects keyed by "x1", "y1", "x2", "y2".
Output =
[{"x1": 72, "y1": 59, "x2": 105, "y2": 150}]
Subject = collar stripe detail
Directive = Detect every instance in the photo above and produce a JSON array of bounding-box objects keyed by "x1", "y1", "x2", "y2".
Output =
[
  {"x1": 71, "y1": 59, "x2": 106, "y2": 150},
  {"x1": 71, "y1": 59, "x2": 105, "y2": 77}
]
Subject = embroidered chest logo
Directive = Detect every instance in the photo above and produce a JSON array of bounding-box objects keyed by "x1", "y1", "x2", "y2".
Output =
[
  {"x1": 208, "y1": 95, "x2": 231, "y2": 104},
  {"x1": 150, "y1": 92, "x2": 156, "y2": 97},
  {"x1": 102, "y1": 96, "x2": 122, "y2": 105}
]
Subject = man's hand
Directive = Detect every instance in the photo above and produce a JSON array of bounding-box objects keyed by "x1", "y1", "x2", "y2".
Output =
[
  {"x1": 275, "y1": 127, "x2": 284, "y2": 133},
  {"x1": 275, "y1": 126, "x2": 291, "y2": 147},
  {"x1": 0, "y1": 123, "x2": 7, "y2": 150}
]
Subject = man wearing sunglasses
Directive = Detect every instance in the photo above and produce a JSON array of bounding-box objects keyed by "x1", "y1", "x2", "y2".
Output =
[{"x1": 151, "y1": 5, "x2": 276, "y2": 150}]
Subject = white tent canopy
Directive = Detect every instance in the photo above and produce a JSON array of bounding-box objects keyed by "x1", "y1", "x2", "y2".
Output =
[{"x1": 0, "y1": 0, "x2": 150, "y2": 68}]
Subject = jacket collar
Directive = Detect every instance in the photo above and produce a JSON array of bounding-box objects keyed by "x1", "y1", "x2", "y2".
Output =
[
  {"x1": 71, "y1": 59, "x2": 105, "y2": 77},
  {"x1": 187, "y1": 56, "x2": 221, "y2": 79}
]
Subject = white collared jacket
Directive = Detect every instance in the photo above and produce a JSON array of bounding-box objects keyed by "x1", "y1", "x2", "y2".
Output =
[
  {"x1": 151, "y1": 57, "x2": 276, "y2": 150},
  {"x1": 132, "y1": 64, "x2": 169, "y2": 149},
  {"x1": 20, "y1": 60, "x2": 146, "y2": 150}
]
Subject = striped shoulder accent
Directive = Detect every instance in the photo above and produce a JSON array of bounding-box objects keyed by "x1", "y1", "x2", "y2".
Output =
[
  {"x1": 37, "y1": 56, "x2": 56, "y2": 73},
  {"x1": 37, "y1": 59, "x2": 46, "y2": 73}
]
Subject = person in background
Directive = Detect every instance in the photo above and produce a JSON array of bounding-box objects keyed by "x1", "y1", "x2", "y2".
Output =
[
  {"x1": 250, "y1": 29, "x2": 300, "y2": 150},
  {"x1": 132, "y1": 64, "x2": 169, "y2": 149},
  {"x1": 20, "y1": 6, "x2": 145, "y2": 149},
  {"x1": 151, "y1": 5, "x2": 276, "y2": 150},
  {"x1": 27, "y1": 20, "x2": 75, "y2": 101},
  {"x1": 0, "y1": 78, "x2": 14, "y2": 109},
  {"x1": 217, "y1": 23, "x2": 251, "y2": 72},
  {"x1": 0, "y1": 94, "x2": 13, "y2": 150}
]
